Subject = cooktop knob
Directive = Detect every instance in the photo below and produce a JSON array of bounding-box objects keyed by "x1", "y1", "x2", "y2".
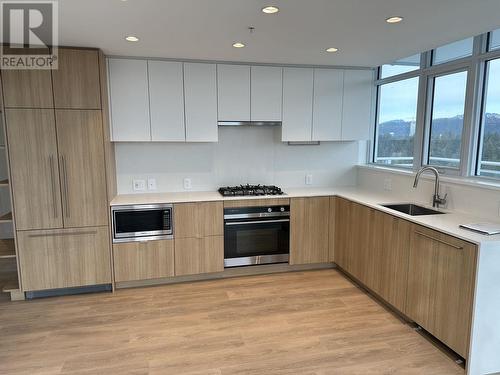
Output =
[
  {"x1": 280, "y1": 207, "x2": 285, "y2": 212},
  {"x1": 267, "y1": 208, "x2": 272, "y2": 213}
]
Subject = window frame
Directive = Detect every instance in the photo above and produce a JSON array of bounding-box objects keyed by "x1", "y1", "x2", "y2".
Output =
[{"x1": 372, "y1": 31, "x2": 500, "y2": 181}]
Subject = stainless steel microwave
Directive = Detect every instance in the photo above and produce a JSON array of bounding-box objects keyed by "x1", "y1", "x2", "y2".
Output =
[{"x1": 111, "y1": 204, "x2": 173, "y2": 243}]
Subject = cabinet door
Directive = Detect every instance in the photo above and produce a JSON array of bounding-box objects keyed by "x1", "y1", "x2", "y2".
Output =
[
  {"x1": 348, "y1": 203, "x2": 374, "y2": 283},
  {"x1": 113, "y1": 240, "x2": 174, "y2": 282},
  {"x1": 174, "y1": 236, "x2": 224, "y2": 276},
  {"x1": 17, "y1": 227, "x2": 111, "y2": 291},
  {"x1": 290, "y1": 197, "x2": 330, "y2": 265},
  {"x1": 1, "y1": 69, "x2": 53, "y2": 108},
  {"x1": 312, "y1": 69, "x2": 343, "y2": 141},
  {"x1": 282, "y1": 68, "x2": 314, "y2": 141},
  {"x1": 328, "y1": 197, "x2": 336, "y2": 262},
  {"x1": 56, "y1": 110, "x2": 108, "y2": 228},
  {"x1": 341, "y1": 70, "x2": 373, "y2": 140},
  {"x1": 217, "y1": 64, "x2": 250, "y2": 121},
  {"x1": 251, "y1": 66, "x2": 282, "y2": 121},
  {"x1": 174, "y1": 202, "x2": 223, "y2": 238},
  {"x1": 367, "y1": 211, "x2": 410, "y2": 312},
  {"x1": 406, "y1": 225, "x2": 477, "y2": 357},
  {"x1": 5, "y1": 109, "x2": 63, "y2": 230},
  {"x1": 108, "y1": 58, "x2": 151, "y2": 141},
  {"x1": 334, "y1": 197, "x2": 352, "y2": 270},
  {"x1": 183, "y1": 63, "x2": 218, "y2": 142},
  {"x1": 52, "y1": 49, "x2": 101, "y2": 109},
  {"x1": 148, "y1": 60, "x2": 185, "y2": 141}
]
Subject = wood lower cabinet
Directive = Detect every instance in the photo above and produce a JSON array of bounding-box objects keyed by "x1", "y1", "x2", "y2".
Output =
[
  {"x1": 367, "y1": 211, "x2": 410, "y2": 312},
  {"x1": 406, "y1": 225, "x2": 477, "y2": 358},
  {"x1": 334, "y1": 198, "x2": 411, "y2": 313},
  {"x1": 290, "y1": 197, "x2": 330, "y2": 265},
  {"x1": 17, "y1": 227, "x2": 111, "y2": 291},
  {"x1": 175, "y1": 236, "x2": 224, "y2": 276},
  {"x1": 174, "y1": 202, "x2": 223, "y2": 238},
  {"x1": 113, "y1": 240, "x2": 174, "y2": 282},
  {"x1": 6, "y1": 109, "x2": 63, "y2": 230}
]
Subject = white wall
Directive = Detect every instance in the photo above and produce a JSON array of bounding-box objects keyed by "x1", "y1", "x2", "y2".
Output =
[
  {"x1": 357, "y1": 166, "x2": 500, "y2": 221},
  {"x1": 116, "y1": 126, "x2": 360, "y2": 193}
]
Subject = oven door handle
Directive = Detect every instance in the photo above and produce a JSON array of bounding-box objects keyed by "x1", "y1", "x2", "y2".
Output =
[{"x1": 225, "y1": 219, "x2": 290, "y2": 226}]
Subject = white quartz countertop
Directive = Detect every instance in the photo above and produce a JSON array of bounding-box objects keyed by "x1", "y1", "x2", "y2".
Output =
[{"x1": 111, "y1": 187, "x2": 500, "y2": 247}]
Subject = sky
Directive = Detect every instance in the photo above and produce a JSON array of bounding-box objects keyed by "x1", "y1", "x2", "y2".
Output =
[{"x1": 378, "y1": 58, "x2": 500, "y2": 124}]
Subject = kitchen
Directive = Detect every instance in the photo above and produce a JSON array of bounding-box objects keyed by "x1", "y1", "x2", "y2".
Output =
[{"x1": 1, "y1": 1, "x2": 500, "y2": 374}]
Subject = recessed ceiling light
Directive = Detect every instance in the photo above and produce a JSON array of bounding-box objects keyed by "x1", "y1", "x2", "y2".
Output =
[
  {"x1": 386, "y1": 16, "x2": 403, "y2": 23},
  {"x1": 326, "y1": 47, "x2": 339, "y2": 53},
  {"x1": 262, "y1": 6, "x2": 279, "y2": 14},
  {"x1": 232, "y1": 42, "x2": 245, "y2": 48},
  {"x1": 125, "y1": 35, "x2": 139, "y2": 42}
]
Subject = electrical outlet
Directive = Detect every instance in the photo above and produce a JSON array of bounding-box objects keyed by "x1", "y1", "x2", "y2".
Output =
[
  {"x1": 305, "y1": 174, "x2": 313, "y2": 185},
  {"x1": 133, "y1": 179, "x2": 146, "y2": 191},
  {"x1": 183, "y1": 178, "x2": 192, "y2": 190},
  {"x1": 147, "y1": 178, "x2": 157, "y2": 190},
  {"x1": 383, "y1": 178, "x2": 392, "y2": 191}
]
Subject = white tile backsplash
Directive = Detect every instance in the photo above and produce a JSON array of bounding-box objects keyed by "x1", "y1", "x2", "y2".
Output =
[{"x1": 115, "y1": 126, "x2": 360, "y2": 193}]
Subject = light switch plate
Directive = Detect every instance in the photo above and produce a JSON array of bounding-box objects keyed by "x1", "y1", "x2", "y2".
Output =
[
  {"x1": 183, "y1": 178, "x2": 192, "y2": 190},
  {"x1": 147, "y1": 178, "x2": 157, "y2": 190},
  {"x1": 133, "y1": 179, "x2": 146, "y2": 191},
  {"x1": 305, "y1": 174, "x2": 313, "y2": 185},
  {"x1": 383, "y1": 178, "x2": 392, "y2": 191}
]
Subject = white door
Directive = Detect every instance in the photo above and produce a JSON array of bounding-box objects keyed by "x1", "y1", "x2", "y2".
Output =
[
  {"x1": 107, "y1": 58, "x2": 151, "y2": 141},
  {"x1": 183, "y1": 63, "x2": 218, "y2": 142},
  {"x1": 312, "y1": 69, "x2": 344, "y2": 141},
  {"x1": 341, "y1": 70, "x2": 374, "y2": 141},
  {"x1": 251, "y1": 66, "x2": 282, "y2": 121},
  {"x1": 148, "y1": 61, "x2": 185, "y2": 141},
  {"x1": 282, "y1": 68, "x2": 314, "y2": 141},
  {"x1": 217, "y1": 64, "x2": 250, "y2": 121}
]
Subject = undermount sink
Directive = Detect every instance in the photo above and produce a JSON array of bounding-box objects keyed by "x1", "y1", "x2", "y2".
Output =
[{"x1": 381, "y1": 203, "x2": 446, "y2": 216}]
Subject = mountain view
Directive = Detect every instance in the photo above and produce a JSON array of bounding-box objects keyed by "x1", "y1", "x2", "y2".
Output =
[{"x1": 376, "y1": 113, "x2": 500, "y2": 175}]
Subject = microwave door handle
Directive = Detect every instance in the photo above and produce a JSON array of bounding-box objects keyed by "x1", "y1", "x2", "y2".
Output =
[{"x1": 225, "y1": 219, "x2": 290, "y2": 226}]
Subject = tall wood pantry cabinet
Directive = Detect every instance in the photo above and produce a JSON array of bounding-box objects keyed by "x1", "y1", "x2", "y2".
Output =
[{"x1": 1, "y1": 48, "x2": 114, "y2": 293}]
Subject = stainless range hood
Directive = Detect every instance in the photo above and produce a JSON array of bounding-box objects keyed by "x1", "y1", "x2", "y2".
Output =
[{"x1": 218, "y1": 121, "x2": 282, "y2": 126}]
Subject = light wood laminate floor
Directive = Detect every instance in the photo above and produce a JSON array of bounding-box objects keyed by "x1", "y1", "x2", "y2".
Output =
[{"x1": 0, "y1": 269, "x2": 464, "y2": 374}]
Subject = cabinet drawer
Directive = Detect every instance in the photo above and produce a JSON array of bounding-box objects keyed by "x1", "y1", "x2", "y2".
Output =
[
  {"x1": 113, "y1": 240, "x2": 174, "y2": 282},
  {"x1": 175, "y1": 236, "x2": 223, "y2": 276},
  {"x1": 17, "y1": 227, "x2": 111, "y2": 291},
  {"x1": 174, "y1": 202, "x2": 223, "y2": 238}
]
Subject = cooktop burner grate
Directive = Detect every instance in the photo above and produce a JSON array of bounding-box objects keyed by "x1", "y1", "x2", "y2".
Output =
[{"x1": 218, "y1": 184, "x2": 285, "y2": 197}]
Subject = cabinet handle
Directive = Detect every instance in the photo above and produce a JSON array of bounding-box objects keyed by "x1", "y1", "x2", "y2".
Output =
[
  {"x1": 48, "y1": 155, "x2": 57, "y2": 218},
  {"x1": 414, "y1": 231, "x2": 464, "y2": 250},
  {"x1": 60, "y1": 155, "x2": 70, "y2": 218},
  {"x1": 28, "y1": 230, "x2": 97, "y2": 238}
]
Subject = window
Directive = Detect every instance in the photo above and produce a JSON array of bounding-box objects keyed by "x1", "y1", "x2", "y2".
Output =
[
  {"x1": 432, "y1": 37, "x2": 473, "y2": 65},
  {"x1": 374, "y1": 77, "x2": 419, "y2": 167},
  {"x1": 477, "y1": 59, "x2": 500, "y2": 178},
  {"x1": 427, "y1": 71, "x2": 468, "y2": 169},
  {"x1": 489, "y1": 29, "x2": 500, "y2": 51},
  {"x1": 380, "y1": 54, "x2": 420, "y2": 79}
]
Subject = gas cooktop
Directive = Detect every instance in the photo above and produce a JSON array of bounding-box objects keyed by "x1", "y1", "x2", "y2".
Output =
[{"x1": 218, "y1": 184, "x2": 285, "y2": 197}]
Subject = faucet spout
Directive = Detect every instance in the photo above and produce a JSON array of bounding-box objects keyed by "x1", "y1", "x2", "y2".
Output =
[{"x1": 413, "y1": 166, "x2": 447, "y2": 208}]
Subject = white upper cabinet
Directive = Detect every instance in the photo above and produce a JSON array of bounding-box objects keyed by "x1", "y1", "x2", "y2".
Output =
[
  {"x1": 282, "y1": 68, "x2": 314, "y2": 141},
  {"x1": 341, "y1": 70, "x2": 374, "y2": 140},
  {"x1": 217, "y1": 64, "x2": 250, "y2": 121},
  {"x1": 108, "y1": 58, "x2": 151, "y2": 141},
  {"x1": 148, "y1": 61, "x2": 185, "y2": 141},
  {"x1": 183, "y1": 63, "x2": 218, "y2": 142},
  {"x1": 251, "y1": 66, "x2": 282, "y2": 121},
  {"x1": 312, "y1": 69, "x2": 344, "y2": 141}
]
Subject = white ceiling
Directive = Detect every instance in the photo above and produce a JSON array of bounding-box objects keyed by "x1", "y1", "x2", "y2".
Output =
[{"x1": 56, "y1": 0, "x2": 500, "y2": 67}]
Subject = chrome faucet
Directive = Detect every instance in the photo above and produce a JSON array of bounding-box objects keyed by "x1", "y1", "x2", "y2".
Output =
[{"x1": 413, "y1": 166, "x2": 447, "y2": 208}]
